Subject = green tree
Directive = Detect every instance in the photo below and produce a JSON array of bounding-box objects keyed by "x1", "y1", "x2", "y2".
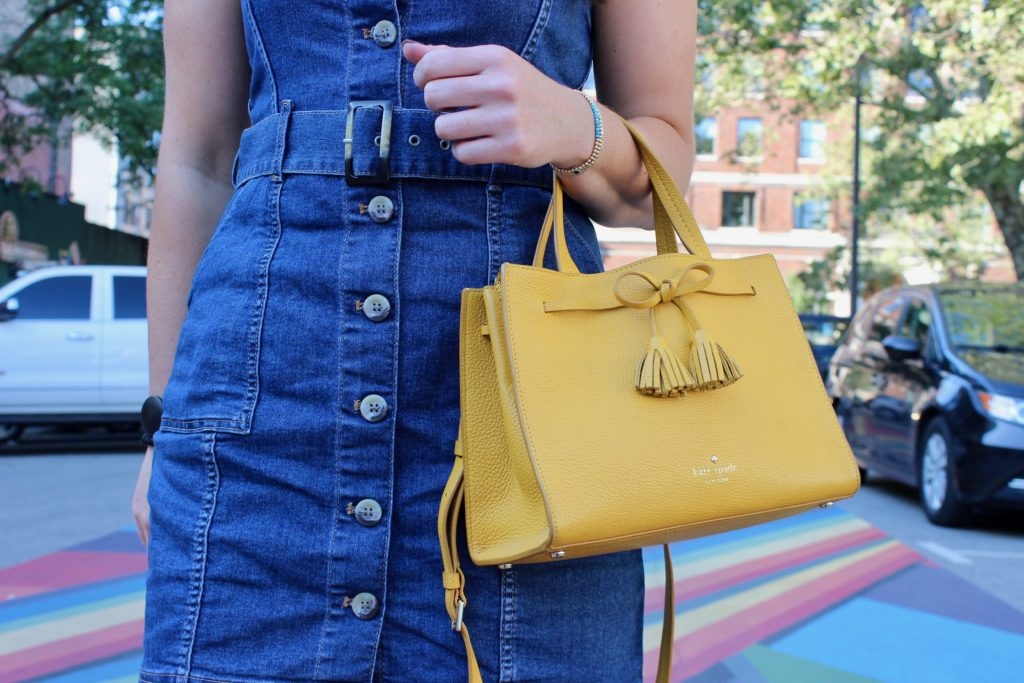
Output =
[
  {"x1": 0, "y1": 0, "x2": 164, "y2": 185},
  {"x1": 698, "y1": 0, "x2": 1024, "y2": 280},
  {"x1": 788, "y1": 244, "x2": 904, "y2": 312}
]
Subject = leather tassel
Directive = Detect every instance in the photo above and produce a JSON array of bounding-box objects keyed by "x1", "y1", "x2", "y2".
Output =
[
  {"x1": 636, "y1": 334, "x2": 695, "y2": 397},
  {"x1": 689, "y1": 329, "x2": 743, "y2": 390}
]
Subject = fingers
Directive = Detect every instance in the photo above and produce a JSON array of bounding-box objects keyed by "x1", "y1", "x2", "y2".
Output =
[
  {"x1": 403, "y1": 40, "x2": 559, "y2": 168},
  {"x1": 401, "y1": 39, "x2": 446, "y2": 66},
  {"x1": 406, "y1": 42, "x2": 512, "y2": 89},
  {"x1": 449, "y1": 137, "x2": 523, "y2": 167},
  {"x1": 131, "y1": 492, "x2": 150, "y2": 547},
  {"x1": 433, "y1": 108, "x2": 491, "y2": 144},
  {"x1": 421, "y1": 75, "x2": 476, "y2": 113},
  {"x1": 133, "y1": 509, "x2": 150, "y2": 547},
  {"x1": 132, "y1": 446, "x2": 153, "y2": 547}
]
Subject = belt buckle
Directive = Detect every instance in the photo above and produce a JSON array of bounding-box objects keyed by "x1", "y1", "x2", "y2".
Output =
[{"x1": 345, "y1": 100, "x2": 393, "y2": 185}]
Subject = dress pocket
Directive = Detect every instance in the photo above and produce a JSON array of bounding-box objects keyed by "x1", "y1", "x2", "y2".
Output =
[{"x1": 161, "y1": 178, "x2": 281, "y2": 434}]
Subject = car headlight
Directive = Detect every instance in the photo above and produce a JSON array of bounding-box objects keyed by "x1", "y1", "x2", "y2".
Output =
[{"x1": 978, "y1": 392, "x2": 1024, "y2": 426}]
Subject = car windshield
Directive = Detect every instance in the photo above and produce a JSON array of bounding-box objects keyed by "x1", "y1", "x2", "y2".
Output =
[{"x1": 939, "y1": 287, "x2": 1024, "y2": 353}]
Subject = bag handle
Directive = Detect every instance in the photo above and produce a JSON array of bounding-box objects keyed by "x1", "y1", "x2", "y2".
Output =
[
  {"x1": 440, "y1": 427, "x2": 678, "y2": 683},
  {"x1": 532, "y1": 117, "x2": 712, "y2": 272}
]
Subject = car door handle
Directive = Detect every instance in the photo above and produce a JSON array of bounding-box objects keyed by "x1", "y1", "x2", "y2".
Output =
[{"x1": 66, "y1": 332, "x2": 95, "y2": 341}]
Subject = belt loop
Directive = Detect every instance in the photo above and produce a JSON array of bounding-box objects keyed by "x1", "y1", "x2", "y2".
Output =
[{"x1": 272, "y1": 99, "x2": 294, "y2": 183}]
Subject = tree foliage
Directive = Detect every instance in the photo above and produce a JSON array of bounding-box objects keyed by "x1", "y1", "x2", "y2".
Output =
[
  {"x1": 0, "y1": 0, "x2": 164, "y2": 185},
  {"x1": 697, "y1": 0, "x2": 1024, "y2": 280},
  {"x1": 788, "y1": 244, "x2": 905, "y2": 312}
]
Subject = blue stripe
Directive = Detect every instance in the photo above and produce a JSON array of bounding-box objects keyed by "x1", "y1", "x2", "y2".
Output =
[
  {"x1": 770, "y1": 597, "x2": 1024, "y2": 683},
  {"x1": 641, "y1": 537, "x2": 896, "y2": 629},
  {"x1": 643, "y1": 505, "x2": 860, "y2": 569},
  {"x1": 643, "y1": 507, "x2": 861, "y2": 574},
  {"x1": 0, "y1": 574, "x2": 145, "y2": 630}
]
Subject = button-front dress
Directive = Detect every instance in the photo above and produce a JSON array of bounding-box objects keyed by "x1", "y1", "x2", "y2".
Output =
[{"x1": 141, "y1": 2, "x2": 644, "y2": 681}]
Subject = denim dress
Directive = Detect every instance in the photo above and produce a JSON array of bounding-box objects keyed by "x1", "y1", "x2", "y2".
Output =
[{"x1": 141, "y1": 1, "x2": 644, "y2": 681}]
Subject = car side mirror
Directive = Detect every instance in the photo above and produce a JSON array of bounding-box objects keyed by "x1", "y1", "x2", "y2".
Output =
[
  {"x1": 882, "y1": 335, "x2": 921, "y2": 362},
  {"x1": 0, "y1": 297, "x2": 19, "y2": 322}
]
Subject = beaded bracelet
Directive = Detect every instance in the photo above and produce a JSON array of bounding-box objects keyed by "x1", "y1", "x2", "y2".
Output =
[{"x1": 551, "y1": 90, "x2": 604, "y2": 177}]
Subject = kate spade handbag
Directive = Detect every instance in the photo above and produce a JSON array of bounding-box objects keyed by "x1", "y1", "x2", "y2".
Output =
[{"x1": 439, "y1": 120, "x2": 860, "y2": 682}]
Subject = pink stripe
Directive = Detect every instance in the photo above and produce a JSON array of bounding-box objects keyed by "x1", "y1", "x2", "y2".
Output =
[
  {"x1": 645, "y1": 527, "x2": 886, "y2": 612},
  {"x1": 0, "y1": 619, "x2": 143, "y2": 681},
  {"x1": 642, "y1": 543, "x2": 921, "y2": 681},
  {"x1": 0, "y1": 551, "x2": 147, "y2": 599}
]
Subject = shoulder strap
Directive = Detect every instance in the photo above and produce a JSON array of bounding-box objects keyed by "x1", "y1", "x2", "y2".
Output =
[{"x1": 440, "y1": 426, "x2": 676, "y2": 682}]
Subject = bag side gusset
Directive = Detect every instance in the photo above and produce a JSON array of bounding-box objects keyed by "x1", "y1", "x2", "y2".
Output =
[{"x1": 460, "y1": 287, "x2": 552, "y2": 565}]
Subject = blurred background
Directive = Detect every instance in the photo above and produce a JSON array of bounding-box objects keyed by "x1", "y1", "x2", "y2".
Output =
[{"x1": 1, "y1": 1, "x2": 1022, "y2": 682}]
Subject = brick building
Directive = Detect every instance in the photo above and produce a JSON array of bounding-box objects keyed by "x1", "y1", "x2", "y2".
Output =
[{"x1": 598, "y1": 99, "x2": 853, "y2": 312}]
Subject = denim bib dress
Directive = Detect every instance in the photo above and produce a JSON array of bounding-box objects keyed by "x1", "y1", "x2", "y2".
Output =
[{"x1": 141, "y1": 2, "x2": 644, "y2": 681}]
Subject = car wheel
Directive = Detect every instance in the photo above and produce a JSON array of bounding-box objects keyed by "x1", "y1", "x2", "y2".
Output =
[
  {"x1": 918, "y1": 418, "x2": 970, "y2": 526},
  {"x1": 0, "y1": 423, "x2": 24, "y2": 445}
]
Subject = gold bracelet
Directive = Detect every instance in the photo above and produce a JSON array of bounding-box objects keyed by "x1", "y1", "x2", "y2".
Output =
[{"x1": 551, "y1": 90, "x2": 604, "y2": 177}]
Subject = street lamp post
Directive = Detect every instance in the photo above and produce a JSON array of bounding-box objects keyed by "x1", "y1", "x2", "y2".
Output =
[{"x1": 850, "y1": 57, "x2": 864, "y2": 318}]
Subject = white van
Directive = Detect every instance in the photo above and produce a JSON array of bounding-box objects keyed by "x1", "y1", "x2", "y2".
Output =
[{"x1": 0, "y1": 265, "x2": 148, "y2": 443}]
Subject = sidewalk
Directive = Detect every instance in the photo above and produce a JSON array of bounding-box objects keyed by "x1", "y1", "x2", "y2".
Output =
[{"x1": 1, "y1": 505, "x2": 1022, "y2": 682}]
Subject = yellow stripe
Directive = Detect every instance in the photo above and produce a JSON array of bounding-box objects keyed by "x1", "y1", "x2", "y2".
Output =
[
  {"x1": 643, "y1": 539, "x2": 902, "y2": 649},
  {"x1": 0, "y1": 599, "x2": 145, "y2": 656},
  {"x1": 645, "y1": 517, "x2": 871, "y2": 589}
]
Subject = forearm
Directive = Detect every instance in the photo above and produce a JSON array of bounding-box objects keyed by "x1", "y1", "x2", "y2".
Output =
[
  {"x1": 148, "y1": 0, "x2": 249, "y2": 396},
  {"x1": 557, "y1": 104, "x2": 694, "y2": 229},
  {"x1": 146, "y1": 164, "x2": 233, "y2": 395},
  {"x1": 561, "y1": 0, "x2": 697, "y2": 229}
]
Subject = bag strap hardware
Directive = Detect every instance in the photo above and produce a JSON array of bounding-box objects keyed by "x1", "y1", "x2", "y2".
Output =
[
  {"x1": 452, "y1": 598, "x2": 466, "y2": 632},
  {"x1": 440, "y1": 422, "x2": 677, "y2": 682}
]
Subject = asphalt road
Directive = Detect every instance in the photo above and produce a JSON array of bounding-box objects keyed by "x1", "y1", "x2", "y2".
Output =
[
  {"x1": 2, "y1": 434, "x2": 1023, "y2": 616},
  {"x1": 842, "y1": 472, "x2": 1024, "y2": 614},
  {"x1": 0, "y1": 428, "x2": 145, "y2": 568}
]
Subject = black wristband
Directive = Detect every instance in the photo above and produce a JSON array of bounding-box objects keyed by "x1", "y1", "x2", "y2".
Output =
[{"x1": 140, "y1": 395, "x2": 164, "y2": 447}]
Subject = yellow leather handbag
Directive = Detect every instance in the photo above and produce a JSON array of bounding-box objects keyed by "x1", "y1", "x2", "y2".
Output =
[{"x1": 439, "y1": 121, "x2": 860, "y2": 682}]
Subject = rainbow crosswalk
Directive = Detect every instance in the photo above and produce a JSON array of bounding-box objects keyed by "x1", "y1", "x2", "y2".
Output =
[
  {"x1": 1, "y1": 506, "x2": 1022, "y2": 682},
  {"x1": 640, "y1": 508, "x2": 1024, "y2": 682}
]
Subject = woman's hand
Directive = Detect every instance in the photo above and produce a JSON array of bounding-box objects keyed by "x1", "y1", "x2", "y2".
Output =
[
  {"x1": 403, "y1": 41, "x2": 595, "y2": 170},
  {"x1": 132, "y1": 446, "x2": 153, "y2": 546}
]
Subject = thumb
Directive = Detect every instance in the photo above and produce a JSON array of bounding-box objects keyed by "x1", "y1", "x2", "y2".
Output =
[{"x1": 402, "y1": 39, "x2": 448, "y2": 65}]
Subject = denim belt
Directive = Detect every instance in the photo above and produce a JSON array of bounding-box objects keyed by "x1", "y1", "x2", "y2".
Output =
[{"x1": 232, "y1": 101, "x2": 553, "y2": 189}]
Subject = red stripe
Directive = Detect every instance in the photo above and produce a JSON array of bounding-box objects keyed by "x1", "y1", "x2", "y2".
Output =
[
  {"x1": 0, "y1": 551, "x2": 146, "y2": 600},
  {"x1": 642, "y1": 543, "x2": 921, "y2": 681},
  {"x1": 0, "y1": 619, "x2": 143, "y2": 681},
  {"x1": 645, "y1": 527, "x2": 886, "y2": 612}
]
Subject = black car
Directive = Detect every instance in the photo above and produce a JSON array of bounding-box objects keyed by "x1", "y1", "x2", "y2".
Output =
[
  {"x1": 828, "y1": 282, "x2": 1024, "y2": 525},
  {"x1": 800, "y1": 314, "x2": 850, "y2": 379}
]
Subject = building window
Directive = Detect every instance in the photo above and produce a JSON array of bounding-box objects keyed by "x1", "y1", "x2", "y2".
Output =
[
  {"x1": 799, "y1": 120, "x2": 827, "y2": 160},
  {"x1": 736, "y1": 117, "x2": 762, "y2": 157},
  {"x1": 722, "y1": 191, "x2": 756, "y2": 227},
  {"x1": 794, "y1": 194, "x2": 830, "y2": 230},
  {"x1": 695, "y1": 117, "x2": 717, "y2": 156}
]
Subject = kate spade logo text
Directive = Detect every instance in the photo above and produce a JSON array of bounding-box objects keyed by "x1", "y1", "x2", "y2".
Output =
[{"x1": 692, "y1": 456, "x2": 738, "y2": 484}]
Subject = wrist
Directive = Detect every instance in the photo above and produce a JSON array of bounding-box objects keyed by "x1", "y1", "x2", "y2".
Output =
[
  {"x1": 140, "y1": 395, "x2": 164, "y2": 447},
  {"x1": 550, "y1": 90, "x2": 604, "y2": 176}
]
